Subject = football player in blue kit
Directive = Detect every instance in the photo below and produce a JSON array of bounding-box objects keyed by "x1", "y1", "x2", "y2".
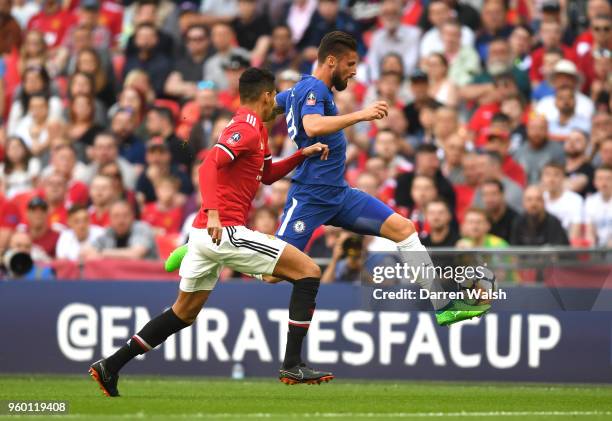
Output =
[{"x1": 270, "y1": 30, "x2": 489, "y2": 323}]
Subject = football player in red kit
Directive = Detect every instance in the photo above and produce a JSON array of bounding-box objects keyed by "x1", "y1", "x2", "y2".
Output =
[{"x1": 89, "y1": 68, "x2": 333, "y2": 397}]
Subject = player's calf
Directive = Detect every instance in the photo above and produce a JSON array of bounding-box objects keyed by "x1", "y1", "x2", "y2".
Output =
[
  {"x1": 270, "y1": 244, "x2": 330, "y2": 380},
  {"x1": 172, "y1": 290, "x2": 211, "y2": 324}
]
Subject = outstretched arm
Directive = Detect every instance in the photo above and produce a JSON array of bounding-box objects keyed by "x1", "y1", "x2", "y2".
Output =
[
  {"x1": 302, "y1": 101, "x2": 389, "y2": 138},
  {"x1": 261, "y1": 151, "x2": 305, "y2": 185},
  {"x1": 261, "y1": 142, "x2": 329, "y2": 185}
]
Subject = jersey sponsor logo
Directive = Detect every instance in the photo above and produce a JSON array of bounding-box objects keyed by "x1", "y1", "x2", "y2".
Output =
[
  {"x1": 306, "y1": 91, "x2": 316, "y2": 106},
  {"x1": 293, "y1": 220, "x2": 306, "y2": 233},
  {"x1": 228, "y1": 132, "x2": 241, "y2": 144}
]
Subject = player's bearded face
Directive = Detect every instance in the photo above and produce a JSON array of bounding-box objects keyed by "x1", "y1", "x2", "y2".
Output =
[
  {"x1": 331, "y1": 69, "x2": 348, "y2": 91},
  {"x1": 331, "y1": 51, "x2": 358, "y2": 92}
]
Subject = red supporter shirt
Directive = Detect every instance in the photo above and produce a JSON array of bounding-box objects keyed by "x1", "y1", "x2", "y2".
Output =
[
  {"x1": 99, "y1": 1, "x2": 124, "y2": 42},
  {"x1": 469, "y1": 103, "x2": 500, "y2": 147},
  {"x1": 529, "y1": 45, "x2": 578, "y2": 83},
  {"x1": 218, "y1": 91, "x2": 241, "y2": 112},
  {"x1": 35, "y1": 229, "x2": 59, "y2": 258},
  {"x1": 67, "y1": 0, "x2": 123, "y2": 39},
  {"x1": 19, "y1": 225, "x2": 60, "y2": 258},
  {"x1": 27, "y1": 10, "x2": 77, "y2": 48},
  {"x1": 89, "y1": 207, "x2": 110, "y2": 227},
  {"x1": 0, "y1": 196, "x2": 20, "y2": 228},
  {"x1": 454, "y1": 184, "x2": 476, "y2": 223},
  {"x1": 574, "y1": 31, "x2": 594, "y2": 57},
  {"x1": 142, "y1": 203, "x2": 183, "y2": 234},
  {"x1": 48, "y1": 204, "x2": 68, "y2": 229},
  {"x1": 193, "y1": 107, "x2": 271, "y2": 228},
  {"x1": 502, "y1": 155, "x2": 527, "y2": 187}
]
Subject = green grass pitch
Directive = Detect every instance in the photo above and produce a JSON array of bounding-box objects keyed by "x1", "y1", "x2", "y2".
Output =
[{"x1": 1, "y1": 375, "x2": 611, "y2": 420}]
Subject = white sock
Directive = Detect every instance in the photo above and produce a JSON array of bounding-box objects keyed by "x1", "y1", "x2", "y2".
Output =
[
  {"x1": 396, "y1": 232, "x2": 450, "y2": 310},
  {"x1": 397, "y1": 232, "x2": 426, "y2": 252}
]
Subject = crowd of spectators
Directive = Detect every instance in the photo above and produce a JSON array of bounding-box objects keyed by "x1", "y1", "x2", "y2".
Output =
[{"x1": 0, "y1": 0, "x2": 611, "y2": 281}]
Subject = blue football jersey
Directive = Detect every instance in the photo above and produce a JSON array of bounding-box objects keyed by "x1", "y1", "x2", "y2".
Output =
[{"x1": 276, "y1": 75, "x2": 347, "y2": 187}]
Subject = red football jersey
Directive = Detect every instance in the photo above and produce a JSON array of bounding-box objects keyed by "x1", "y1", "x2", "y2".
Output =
[{"x1": 193, "y1": 107, "x2": 270, "y2": 228}]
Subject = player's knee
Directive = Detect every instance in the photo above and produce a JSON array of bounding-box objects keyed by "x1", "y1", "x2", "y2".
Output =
[
  {"x1": 398, "y1": 218, "x2": 416, "y2": 239},
  {"x1": 262, "y1": 274, "x2": 283, "y2": 284},
  {"x1": 302, "y1": 261, "x2": 321, "y2": 279},
  {"x1": 175, "y1": 308, "x2": 199, "y2": 325},
  {"x1": 172, "y1": 300, "x2": 203, "y2": 325}
]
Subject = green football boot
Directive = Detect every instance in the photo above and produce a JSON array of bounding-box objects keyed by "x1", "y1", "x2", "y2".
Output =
[
  {"x1": 164, "y1": 244, "x2": 188, "y2": 272},
  {"x1": 435, "y1": 300, "x2": 491, "y2": 326}
]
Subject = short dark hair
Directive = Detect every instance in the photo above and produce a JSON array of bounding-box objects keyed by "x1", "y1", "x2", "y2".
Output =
[
  {"x1": 135, "y1": 22, "x2": 157, "y2": 35},
  {"x1": 273, "y1": 24, "x2": 291, "y2": 36},
  {"x1": 68, "y1": 204, "x2": 88, "y2": 217},
  {"x1": 185, "y1": 24, "x2": 208, "y2": 38},
  {"x1": 491, "y1": 112, "x2": 511, "y2": 125},
  {"x1": 137, "y1": 0, "x2": 159, "y2": 6},
  {"x1": 376, "y1": 128, "x2": 397, "y2": 139},
  {"x1": 513, "y1": 23, "x2": 533, "y2": 36},
  {"x1": 238, "y1": 67, "x2": 276, "y2": 102},
  {"x1": 94, "y1": 131, "x2": 119, "y2": 145},
  {"x1": 493, "y1": 72, "x2": 515, "y2": 85},
  {"x1": 501, "y1": 93, "x2": 526, "y2": 107},
  {"x1": 544, "y1": 46, "x2": 564, "y2": 56},
  {"x1": 542, "y1": 161, "x2": 565, "y2": 173},
  {"x1": 485, "y1": 150, "x2": 503, "y2": 165},
  {"x1": 380, "y1": 70, "x2": 403, "y2": 83},
  {"x1": 149, "y1": 106, "x2": 175, "y2": 127},
  {"x1": 425, "y1": 197, "x2": 451, "y2": 213},
  {"x1": 441, "y1": 18, "x2": 461, "y2": 31},
  {"x1": 421, "y1": 98, "x2": 442, "y2": 110},
  {"x1": 317, "y1": 31, "x2": 357, "y2": 64},
  {"x1": 26, "y1": 92, "x2": 49, "y2": 109},
  {"x1": 429, "y1": 52, "x2": 448, "y2": 68},
  {"x1": 489, "y1": 36, "x2": 509, "y2": 46},
  {"x1": 597, "y1": 164, "x2": 612, "y2": 173},
  {"x1": 416, "y1": 143, "x2": 438, "y2": 155},
  {"x1": 556, "y1": 85, "x2": 574, "y2": 95},
  {"x1": 53, "y1": 143, "x2": 77, "y2": 156},
  {"x1": 482, "y1": 178, "x2": 504, "y2": 193},
  {"x1": 464, "y1": 207, "x2": 490, "y2": 222}
]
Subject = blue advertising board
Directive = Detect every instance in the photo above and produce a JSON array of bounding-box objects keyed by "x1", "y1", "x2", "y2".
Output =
[{"x1": 0, "y1": 281, "x2": 611, "y2": 383}]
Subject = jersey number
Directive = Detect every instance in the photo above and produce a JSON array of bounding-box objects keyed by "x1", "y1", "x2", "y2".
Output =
[{"x1": 286, "y1": 106, "x2": 297, "y2": 141}]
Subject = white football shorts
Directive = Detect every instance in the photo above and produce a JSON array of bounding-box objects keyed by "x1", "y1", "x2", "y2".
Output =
[{"x1": 179, "y1": 226, "x2": 287, "y2": 292}]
